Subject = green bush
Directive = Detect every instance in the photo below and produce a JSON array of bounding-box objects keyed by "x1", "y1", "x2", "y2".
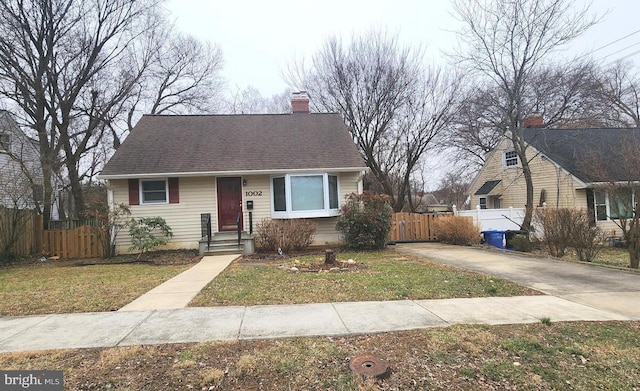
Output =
[
  {"x1": 508, "y1": 234, "x2": 533, "y2": 252},
  {"x1": 336, "y1": 192, "x2": 393, "y2": 250},
  {"x1": 255, "y1": 218, "x2": 316, "y2": 253},
  {"x1": 128, "y1": 217, "x2": 173, "y2": 257},
  {"x1": 433, "y1": 215, "x2": 480, "y2": 246}
]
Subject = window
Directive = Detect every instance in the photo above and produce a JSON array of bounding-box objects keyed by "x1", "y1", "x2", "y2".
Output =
[
  {"x1": 0, "y1": 133, "x2": 10, "y2": 152},
  {"x1": 491, "y1": 196, "x2": 501, "y2": 209},
  {"x1": 609, "y1": 189, "x2": 634, "y2": 220},
  {"x1": 594, "y1": 190, "x2": 607, "y2": 221},
  {"x1": 479, "y1": 197, "x2": 487, "y2": 209},
  {"x1": 504, "y1": 150, "x2": 519, "y2": 167},
  {"x1": 271, "y1": 173, "x2": 340, "y2": 218},
  {"x1": 141, "y1": 180, "x2": 167, "y2": 204},
  {"x1": 593, "y1": 189, "x2": 635, "y2": 221}
]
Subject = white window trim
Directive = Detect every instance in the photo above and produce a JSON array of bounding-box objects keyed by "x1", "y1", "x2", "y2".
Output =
[
  {"x1": 270, "y1": 173, "x2": 340, "y2": 218},
  {"x1": 140, "y1": 178, "x2": 169, "y2": 204},
  {"x1": 595, "y1": 189, "x2": 635, "y2": 221},
  {"x1": 503, "y1": 150, "x2": 519, "y2": 168}
]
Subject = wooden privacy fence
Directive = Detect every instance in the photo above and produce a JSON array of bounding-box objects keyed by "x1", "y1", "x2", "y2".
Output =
[
  {"x1": 42, "y1": 225, "x2": 105, "y2": 259},
  {"x1": 390, "y1": 212, "x2": 447, "y2": 242},
  {"x1": 0, "y1": 208, "x2": 42, "y2": 256}
]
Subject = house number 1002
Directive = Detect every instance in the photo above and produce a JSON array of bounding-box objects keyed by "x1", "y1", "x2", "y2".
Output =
[{"x1": 245, "y1": 191, "x2": 262, "y2": 196}]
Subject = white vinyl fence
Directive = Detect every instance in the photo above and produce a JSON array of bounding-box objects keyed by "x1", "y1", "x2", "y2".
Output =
[{"x1": 453, "y1": 205, "x2": 525, "y2": 232}]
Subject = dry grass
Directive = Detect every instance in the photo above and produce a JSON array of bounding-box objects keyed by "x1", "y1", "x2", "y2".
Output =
[
  {"x1": 190, "y1": 251, "x2": 539, "y2": 307},
  {"x1": 0, "y1": 250, "x2": 199, "y2": 316},
  {"x1": 562, "y1": 246, "x2": 633, "y2": 269},
  {"x1": 1, "y1": 322, "x2": 638, "y2": 390}
]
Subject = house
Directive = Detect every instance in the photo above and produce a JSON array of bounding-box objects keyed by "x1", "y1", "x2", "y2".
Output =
[
  {"x1": 99, "y1": 93, "x2": 368, "y2": 254},
  {"x1": 468, "y1": 116, "x2": 640, "y2": 233},
  {"x1": 0, "y1": 111, "x2": 43, "y2": 210}
]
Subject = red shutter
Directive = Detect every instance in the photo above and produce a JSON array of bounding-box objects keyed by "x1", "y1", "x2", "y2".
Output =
[
  {"x1": 128, "y1": 179, "x2": 139, "y2": 205},
  {"x1": 168, "y1": 177, "x2": 179, "y2": 204}
]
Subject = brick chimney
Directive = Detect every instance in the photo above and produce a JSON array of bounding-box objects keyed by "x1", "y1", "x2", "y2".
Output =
[
  {"x1": 291, "y1": 91, "x2": 310, "y2": 113},
  {"x1": 523, "y1": 114, "x2": 544, "y2": 128}
]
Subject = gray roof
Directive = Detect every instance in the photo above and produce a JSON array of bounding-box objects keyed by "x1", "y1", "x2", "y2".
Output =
[
  {"x1": 523, "y1": 127, "x2": 640, "y2": 183},
  {"x1": 101, "y1": 113, "x2": 367, "y2": 178},
  {"x1": 474, "y1": 180, "x2": 501, "y2": 195}
]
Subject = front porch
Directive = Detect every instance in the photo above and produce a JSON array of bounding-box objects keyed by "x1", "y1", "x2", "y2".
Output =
[{"x1": 199, "y1": 231, "x2": 255, "y2": 256}]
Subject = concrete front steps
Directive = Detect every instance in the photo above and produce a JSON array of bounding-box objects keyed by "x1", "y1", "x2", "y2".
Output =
[{"x1": 199, "y1": 231, "x2": 255, "y2": 256}]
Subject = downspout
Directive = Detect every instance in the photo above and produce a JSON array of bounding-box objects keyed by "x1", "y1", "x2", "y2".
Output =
[{"x1": 107, "y1": 183, "x2": 115, "y2": 255}]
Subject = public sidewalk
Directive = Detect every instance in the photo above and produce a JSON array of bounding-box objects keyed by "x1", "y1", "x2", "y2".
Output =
[{"x1": 0, "y1": 295, "x2": 629, "y2": 353}]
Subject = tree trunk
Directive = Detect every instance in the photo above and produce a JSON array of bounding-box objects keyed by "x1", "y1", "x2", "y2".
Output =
[
  {"x1": 628, "y1": 220, "x2": 640, "y2": 269},
  {"x1": 520, "y1": 160, "x2": 534, "y2": 232}
]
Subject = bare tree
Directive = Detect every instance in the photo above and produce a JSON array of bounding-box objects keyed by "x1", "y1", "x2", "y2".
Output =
[
  {"x1": 0, "y1": 1, "x2": 226, "y2": 225},
  {"x1": 223, "y1": 86, "x2": 291, "y2": 114},
  {"x1": 592, "y1": 60, "x2": 640, "y2": 127},
  {"x1": 119, "y1": 28, "x2": 225, "y2": 140},
  {"x1": 288, "y1": 30, "x2": 461, "y2": 211},
  {"x1": 0, "y1": 0, "x2": 162, "y2": 224},
  {"x1": 452, "y1": 0, "x2": 599, "y2": 230},
  {"x1": 432, "y1": 172, "x2": 472, "y2": 210}
]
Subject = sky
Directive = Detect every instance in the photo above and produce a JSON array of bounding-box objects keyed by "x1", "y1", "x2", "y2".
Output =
[
  {"x1": 165, "y1": 0, "x2": 640, "y2": 97},
  {"x1": 163, "y1": 0, "x2": 640, "y2": 190}
]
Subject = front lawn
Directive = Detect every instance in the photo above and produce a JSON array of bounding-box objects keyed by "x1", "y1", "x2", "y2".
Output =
[
  {"x1": 0, "y1": 250, "x2": 200, "y2": 316},
  {"x1": 562, "y1": 246, "x2": 632, "y2": 269},
  {"x1": 1, "y1": 321, "x2": 638, "y2": 390},
  {"x1": 190, "y1": 251, "x2": 539, "y2": 307}
]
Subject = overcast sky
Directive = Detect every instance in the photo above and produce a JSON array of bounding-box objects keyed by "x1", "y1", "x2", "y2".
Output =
[{"x1": 165, "y1": 0, "x2": 640, "y2": 97}]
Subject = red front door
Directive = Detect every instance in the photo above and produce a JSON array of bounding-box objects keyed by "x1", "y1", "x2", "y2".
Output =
[{"x1": 217, "y1": 177, "x2": 243, "y2": 231}]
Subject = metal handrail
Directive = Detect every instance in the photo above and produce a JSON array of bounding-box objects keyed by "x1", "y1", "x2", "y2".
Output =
[{"x1": 236, "y1": 211, "x2": 242, "y2": 246}]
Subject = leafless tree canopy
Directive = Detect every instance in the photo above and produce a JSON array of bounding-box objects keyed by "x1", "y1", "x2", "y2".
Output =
[
  {"x1": 0, "y1": 0, "x2": 225, "y2": 223},
  {"x1": 287, "y1": 30, "x2": 461, "y2": 211},
  {"x1": 223, "y1": 86, "x2": 292, "y2": 114},
  {"x1": 451, "y1": 0, "x2": 600, "y2": 229}
]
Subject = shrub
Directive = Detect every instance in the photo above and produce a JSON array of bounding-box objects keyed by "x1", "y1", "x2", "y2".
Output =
[
  {"x1": 432, "y1": 215, "x2": 481, "y2": 246},
  {"x1": 508, "y1": 234, "x2": 534, "y2": 252},
  {"x1": 534, "y1": 208, "x2": 576, "y2": 257},
  {"x1": 534, "y1": 208, "x2": 603, "y2": 261},
  {"x1": 571, "y1": 212, "x2": 603, "y2": 262},
  {"x1": 255, "y1": 218, "x2": 316, "y2": 253},
  {"x1": 128, "y1": 217, "x2": 173, "y2": 257},
  {"x1": 336, "y1": 192, "x2": 393, "y2": 250}
]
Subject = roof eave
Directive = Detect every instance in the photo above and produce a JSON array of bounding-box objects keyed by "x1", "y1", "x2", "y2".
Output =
[{"x1": 98, "y1": 166, "x2": 370, "y2": 180}]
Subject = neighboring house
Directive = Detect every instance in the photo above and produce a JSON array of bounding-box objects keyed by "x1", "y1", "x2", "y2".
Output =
[
  {"x1": 0, "y1": 111, "x2": 43, "y2": 210},
  {"x1": 468, "y1": 118, "x2": 640, "y2": 233},
  {"x1": 99, "y1": 93, "x2": 368, "y2": 253}
]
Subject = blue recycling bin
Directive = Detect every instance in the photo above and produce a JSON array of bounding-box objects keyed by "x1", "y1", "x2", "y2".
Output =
[{"x1": 482, "y1": 230, "x2": 506, "y2": 249}]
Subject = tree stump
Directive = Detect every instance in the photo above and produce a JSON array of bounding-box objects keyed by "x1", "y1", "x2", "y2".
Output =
[{"x1": 325, "y1": 249, "x2": 336, "y2": 264}]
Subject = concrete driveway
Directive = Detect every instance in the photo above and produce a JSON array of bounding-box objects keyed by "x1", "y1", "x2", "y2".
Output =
[{"x1": 394, "y1": 242, "x2": 640, "y2": 319}]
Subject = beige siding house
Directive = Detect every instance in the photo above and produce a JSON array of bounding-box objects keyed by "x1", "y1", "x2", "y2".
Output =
[
  {"x1": 99, "y1": 94, "x2": 367, "y2": 254},
  {"x1": 468, "y1": 125, "x2": 640, "y2": 233}
]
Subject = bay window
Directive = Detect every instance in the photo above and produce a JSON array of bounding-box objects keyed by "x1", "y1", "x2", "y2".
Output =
[{"x1": 271, "y1": 173, "x2": 340, "y2": 218}]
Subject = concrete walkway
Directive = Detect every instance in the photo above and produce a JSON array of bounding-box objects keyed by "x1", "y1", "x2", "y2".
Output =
[
  {"x1": 395, "y1": 242, "x2": 640, "y2": 319},
  {"x1": 119, "y1": 254, "x2": 238, "y2": 311},
  {"x1": 0, "y1": 245, "x2": 638, "y2": 353}
]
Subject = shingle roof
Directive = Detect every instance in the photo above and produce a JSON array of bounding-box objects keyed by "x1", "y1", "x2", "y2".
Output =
[
  {"x1": 474, "y1": 180, "x2": 501, "y2": 195},
  {"x1": 522, "y1": 127, "x2": 640, "y2": 183},
  {"x1": 100, "y1": 113, "x2": 367, "y2": 178}
]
